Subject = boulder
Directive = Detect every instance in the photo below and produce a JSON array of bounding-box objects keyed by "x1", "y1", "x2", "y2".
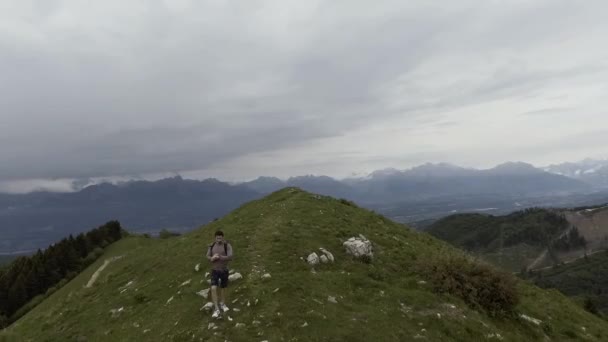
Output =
[
  {"x1": 319, "y1": 248, "x2": 335, "y2": 262},
  {"x1": 228, "y1": 272, "x2": 243, "y2": 281},
  {"x1": 307, "y1": 252, "x2": 320, "y2": 265},
  {"x1": 343, "y1": 235, "x2": 373, "y2": 259}
]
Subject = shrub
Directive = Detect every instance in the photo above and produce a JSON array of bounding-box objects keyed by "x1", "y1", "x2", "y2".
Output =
[
  {"x1": 584, "y1": 297, "x2": 600, "y2": 316},
  {"x1": 339, "y1": 198, "x2": 358, "y2": 208},
  {"x1": 158, "y1": 229, "x2": 181, "y2": 239},
  {"x1": 415, "y1": 254, "x2": 519, "y2": 316},
  {"x1": 133, "y1": 293, "x2": 150, "y2": 304}
]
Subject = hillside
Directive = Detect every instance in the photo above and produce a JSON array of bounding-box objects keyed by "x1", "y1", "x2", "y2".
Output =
[
  {"x1": 426, "y1": 209, "x2": 575, "y2": 272},
  {"x1": 3, "y1": 189, "x2": 608, "y2": 341},
  {"x1": 529, "y1": 250, "x2": 608, "y2": 316}
]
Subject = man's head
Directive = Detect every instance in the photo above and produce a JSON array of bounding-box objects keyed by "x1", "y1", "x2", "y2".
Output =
[{"x1": 215, "y1": 231, "x2": 224, "y2": 244}]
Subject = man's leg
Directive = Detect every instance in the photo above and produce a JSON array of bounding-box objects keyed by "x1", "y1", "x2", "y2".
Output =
[
  {"x1": 219, "y1": 270, "x2": 229, "y2": 311},
  {"x1": 219, "y1": 287, "x2": 226, "y2": 305},
  {"x1": 211, "y1": 285, "x2": 219, "y2": 310}
]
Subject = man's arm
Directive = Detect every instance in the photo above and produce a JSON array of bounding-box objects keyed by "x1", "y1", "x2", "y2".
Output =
[
  {"x1": 206, "y1": 246, "x2": 214, "y2": 261},
  {"x1": 219, "y1": 244, "x2": 233, "y2": 261}
]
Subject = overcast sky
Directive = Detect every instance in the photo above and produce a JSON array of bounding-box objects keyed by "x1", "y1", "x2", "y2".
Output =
[{"x1": 1, "y1": 0, "x2": 607, "y2": 193}]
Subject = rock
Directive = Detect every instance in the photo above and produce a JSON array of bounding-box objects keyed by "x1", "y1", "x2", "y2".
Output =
[
  {"x1": 194, "y1": 264, "x2": 200, "y2": 272},
  {"x1": 208, "y1": 323, "x2": 217, "y2": 330},
  {"x1": 519, "y1": 314, "x2": 542, "y2": 325},
  {"x1": 301, "y1": 321, "x2": 308, "y2": 328},
  {"x1": 320, "y1": 255, "x2": 329, "y2": 263},
  {"x1": 205, "y1": 272, "x2": 210, "y2": 278},
  {"x1": 327, "y1": 296, "x2": 338, "y2": 304},
  {"x1": 229, "y1": 273, "x2": 243, "y2": 281},
  {"x1": 196, "y1": 288, "x2": 210, "y2": 298},
  {"x1": 343, "y1": 235, "x2": 373, "y2": 260},
  {"x1": 261, "y1": 273, "x2": 271, "y2": 279},
  {"x1": 235, "y1": 323, "x2": 246, "y2": 328},
  {"x1": 233, "y1": 308, "x2": 241, "y2": 312},
  {"x1": 133, "y1": 322, "x2": 140, "y2": 328},
  {"x1": 417, "y1": 280, "x2": 427, "y2": 285},
  {"x1": 486, "y1": 333, "x2": 504, "y2": 340},
  {"x1": 307, "y1": 253, "x2": 320, "y2": 265},
  {"x1": 109, "y1": 307, "x2": 124, "y2": 318},
  {"x1": 319, "y1": 248, "x2": 335, "y2": 262},
  {"x1": 179, "y1": 279, "x2": 191, "y2": 287},
  {"x1": 166, "y1": 296, "x2": 174, "y2": 305},
  {"x1": 143, "y1": 329, "x2": 151, "y2": 334},
  {"x1": 200, "y1": 302, "x2": 214, "y2": 312},
  {"x1": 273, "y1": 288, "x2": 280, "y2": 293},
  {"x1": 252, "y1": 320, "x2": 262, "y2": 326}
]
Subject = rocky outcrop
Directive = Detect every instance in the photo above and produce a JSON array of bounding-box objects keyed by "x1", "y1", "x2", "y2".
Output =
[{"x1": 343, "y1": 235, "x2": 373, "y2": 260}]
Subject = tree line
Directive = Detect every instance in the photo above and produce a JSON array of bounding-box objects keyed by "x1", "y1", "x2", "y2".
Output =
[{"x1": 0, "y1": 221, "x2": 124, "y2": 328}]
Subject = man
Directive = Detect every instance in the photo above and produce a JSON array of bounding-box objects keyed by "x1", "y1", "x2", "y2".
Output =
[{"x1": 206, "y1": 230, "x2": 233, "y2": 319}]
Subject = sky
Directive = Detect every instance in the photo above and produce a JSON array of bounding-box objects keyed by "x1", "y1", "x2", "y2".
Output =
[{"x1": 1, "y1": 0, "x2": 607, "y2": 193}]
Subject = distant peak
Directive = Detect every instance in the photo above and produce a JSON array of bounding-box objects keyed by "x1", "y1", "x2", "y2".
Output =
[{"x1": 490, "y1": 162, "x2": 541, "y2": 174}]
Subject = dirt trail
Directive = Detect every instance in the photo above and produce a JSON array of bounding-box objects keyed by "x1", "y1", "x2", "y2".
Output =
[
  {"x1": 85, "y1": 256, "x2": 124, "y2": 288},
  {"x1": 527, "y1": 224, "x2": 576, "y2": 270}
]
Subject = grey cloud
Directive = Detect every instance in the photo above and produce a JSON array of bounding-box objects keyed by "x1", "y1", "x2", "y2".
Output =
[{"x1": 1, "y1": 0, "x2": 607, "y2": 185}]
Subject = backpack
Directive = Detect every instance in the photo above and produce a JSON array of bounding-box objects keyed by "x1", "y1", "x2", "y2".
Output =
[{"x1": 209, "y1": 241, "x2": 229, "y2": 256}]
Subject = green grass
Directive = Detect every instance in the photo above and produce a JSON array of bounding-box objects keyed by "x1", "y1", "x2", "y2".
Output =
[
  {"x1": 530, "y1": 250, "x2": 608, "y2": 316},
  {"x1": 3, "y1": 188, "x2": 608, "y2": 341}
]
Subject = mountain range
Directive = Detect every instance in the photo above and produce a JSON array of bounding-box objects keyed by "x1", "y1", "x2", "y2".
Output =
[{"x1": 1, "y1": 160, "x2": 607, "y2": 254}]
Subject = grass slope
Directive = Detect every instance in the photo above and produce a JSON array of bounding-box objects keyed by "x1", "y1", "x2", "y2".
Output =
[
  {"x1": 3, "y1": 188, "x2": 608, "y2": 341},
  {"x1": 530, "y1": 250, "x2": 608, "y2": 316}
]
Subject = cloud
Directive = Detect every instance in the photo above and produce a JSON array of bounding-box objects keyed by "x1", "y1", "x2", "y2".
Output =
[{"x1": 0, "y1": 0, "x2": 607, "y2": 189}]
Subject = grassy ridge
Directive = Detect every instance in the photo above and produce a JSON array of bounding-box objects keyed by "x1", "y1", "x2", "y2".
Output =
[{"x1": 3, "y1": 188, "x2": 608, "y2": 341}]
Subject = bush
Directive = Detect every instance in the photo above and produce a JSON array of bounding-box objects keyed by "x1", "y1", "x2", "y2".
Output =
[
  {"x1": 133, "y1": 293, "x2": 150, "y2": 304},
  {"x1": 584, "y1": 297, "x2": 600, "y2": 316},
  {"x1": 415, "y1": 254, "x2": 519, "y2": 316},
  {"x1": 158, "y1": 229, "x2": 181, "y2": 239},
  {"x1": 339, "y1": 198, "x2": 358, "y2": 208}
]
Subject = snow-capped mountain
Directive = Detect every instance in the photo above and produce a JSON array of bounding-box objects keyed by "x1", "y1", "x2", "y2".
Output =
[{"x1": 542, "y1": 158, "x2": 608, "y2": 188}]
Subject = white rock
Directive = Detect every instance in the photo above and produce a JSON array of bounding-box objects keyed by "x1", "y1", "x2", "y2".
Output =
[
  {"x1": 320, "y1": 255, "x2": 329, "y2": 263},
  {"x1": 319, "y1": 248, "x2": 335, "y2": 262},
  {"x1": 301, "y1": 321, "x2": 308, "y2": 328},
  {"x1": 196, "y1": 288, "x2": 210, "y2": 298},
  {"x1": 233, "y1": 308, "x2": 241, "y2": 312},
  {"x1": 179, "y1": 279, "x2": 191, "y2": 287},
  {"x1": 235, "y1": 323, "x2": 246, "y2": 328},
  {"x1": 200, "y1": 302, "x2": 214, "y2": 312},
  {"x1": 205, "y1": 272, "x2": 210, "y2": 278},
  {"x1": 133, "y1": 322, "x2": 140, "y2": 328},
  {"x1": 262, "y1": 273, "x2": 271, "y2": 279},
  {"x1": 229, "y1": 273, "x2": 243, "y2": 281},
  {"x1": 519, "y1": 314, "x2": 542, "y2": 325},
  {"x1": 343, "y1": 236, "x2": 373, "y2": 259},
  {"x1": 208, "y1": 323, "x2": 217, "y2": 330},
  {"x1": 166, "y1": 296, "x2": 174, "y2": 305},
  {"x1": 327, "y1": 296, "x2": 338, "y2": 304},
  {"x1": 273, "y1": 288, "x2": 280, "y2": 293},
  {"x1": 307, "y1": 252, "x2": 320, "y2": 265},
  {"x1": 252, "y1": 320, "x2": 262, "y2": 326},
  {"x1": 194, "y1": 264, "x2": 200, "y2": 272}
]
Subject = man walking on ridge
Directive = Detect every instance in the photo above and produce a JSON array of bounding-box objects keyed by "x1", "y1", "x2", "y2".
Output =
[{"x1": 206, "y1": 230, "x2": 233, "y2": 319}]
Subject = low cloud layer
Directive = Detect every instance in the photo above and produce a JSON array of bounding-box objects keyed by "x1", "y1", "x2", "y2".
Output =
[{"x1": 1, "y1": 0, "x2": 607, "y2": 192}]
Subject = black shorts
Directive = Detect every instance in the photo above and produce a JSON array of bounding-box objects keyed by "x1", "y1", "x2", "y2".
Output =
[{"x1": 210, "y1": 269, "x2": 229, "y2": 288}]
